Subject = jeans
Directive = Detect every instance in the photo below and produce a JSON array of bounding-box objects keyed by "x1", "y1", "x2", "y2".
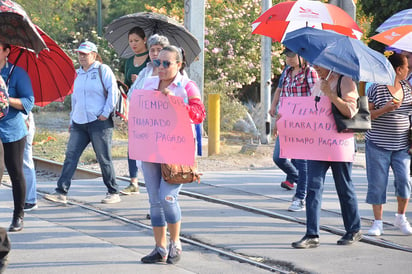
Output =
[
  {"x1": 273, "y1": 136, "x2": 307, "y2": 199},
  {"x1": 56, "y1": 119, "x2": 118, "y2": 195},
  {"x1": 127, "y1": 153, "x2": 138, "y2": 178},
  {"x1": 3, "y1": 137, "x2": 26, "y2": 219},
  {"x1": 23, "y1": 113, "x2": 37, "y2": 204},
  {"x1": 306, "y1": 160, "x2": 361, "y2": 236},
  {"x1": 142, "y1": 161, "x2": 182, "y2": 227},
  {"x1": 365, "y1": 140, "x2": 411, "y2": 204}
]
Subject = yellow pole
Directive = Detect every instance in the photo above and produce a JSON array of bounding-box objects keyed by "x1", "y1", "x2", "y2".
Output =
[
  {"x1": 359, "y1": 81, "x2": 365, "y2": 96},
  {"x1": 208, "y1": 94, "x2": 220, "y2": 155}
]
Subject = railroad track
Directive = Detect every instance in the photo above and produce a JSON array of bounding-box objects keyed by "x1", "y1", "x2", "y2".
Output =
[{"x1": 29, "y1": 156, "x2": 412, "y2": 273}]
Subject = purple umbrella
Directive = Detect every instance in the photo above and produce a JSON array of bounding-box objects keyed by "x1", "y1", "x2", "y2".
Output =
[{"x1": 376, "y1": 8, "x2": 412, "y2": 33}]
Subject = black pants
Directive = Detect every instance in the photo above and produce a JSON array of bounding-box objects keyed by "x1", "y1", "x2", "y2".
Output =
[
  {"x1": 3, "y1": 137, "x2": 26, "y2": 219},
  {"x1": 0, "y1": 140, "x2": 11, "y2": 260}
]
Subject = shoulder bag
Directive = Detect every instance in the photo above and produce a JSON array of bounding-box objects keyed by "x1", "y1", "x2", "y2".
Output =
[
  {"x1": 161, "y1": 162, "x2": 201, "y2": 184},
  {"x1": 331, "y1": 75, "x2": 371, "y2": 133}
]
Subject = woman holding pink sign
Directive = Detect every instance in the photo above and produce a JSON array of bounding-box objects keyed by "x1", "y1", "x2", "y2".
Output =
[
  {"x1": 269, "y1": 48, "x2": 318, "y2": 212},
  {"x1": 292, "y1": 65, "x2": 362, "y2": 249},
  {"x1": 139, "y1": 45, "x2": 205, "y2": 264}
]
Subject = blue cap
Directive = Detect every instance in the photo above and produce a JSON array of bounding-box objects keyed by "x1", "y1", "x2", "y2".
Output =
[{"x1": 76, "y1": 41, "x2": 98, "y2": 54}]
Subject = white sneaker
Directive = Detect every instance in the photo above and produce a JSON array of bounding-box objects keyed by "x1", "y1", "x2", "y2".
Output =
[
  {"x1": 288, "y1": 198, "x2": 305, "y2": 212},
  {"x1": 44, "y1": 192, "x2": 67, "y2": 204},
  {"x1": 101, "y1": 193, "x2": 121, "y2": 204},
  {"x1": 394, "y1": 214, "x2": 412, "y2": 235},
  {"x1": 367, "y1": 220, "x2": 383, "y2": 236}
]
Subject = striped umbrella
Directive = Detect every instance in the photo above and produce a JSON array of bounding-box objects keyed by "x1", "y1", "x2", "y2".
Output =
[
  {"x1": 371, "y1": 25, "x2": 412, "y2": 52},
  {"x1": 376, "y1": 8, "x2": 412, "y2": 33},
  {"x1": 252, "y1": 0, "x2": 362, "y2": 42}
]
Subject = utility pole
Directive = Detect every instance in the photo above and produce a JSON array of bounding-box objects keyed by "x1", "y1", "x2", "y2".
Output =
[
  {"x1": 260, "y1": 0, "x2": 272, "y2": 144},
  {"x1": 329, "y1": 0, "x2": 356, "y2": 21},
  {"x1": 184, "y1": 0, "x2": 205, "y2": 100},
  {"x1": 329, "y1": 0, "x2": 364, "y2": 95},
  {"x1": 97, "y1": 0, "x2": 103, "y2": 36},
  {"x1": 184, "y1": 0, "x2": 206, "y2": 155}
]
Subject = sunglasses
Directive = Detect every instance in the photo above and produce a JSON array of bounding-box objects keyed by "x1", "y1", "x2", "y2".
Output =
[{"x1": 153, "y1": 59, "x2": 177, "y2": 68}]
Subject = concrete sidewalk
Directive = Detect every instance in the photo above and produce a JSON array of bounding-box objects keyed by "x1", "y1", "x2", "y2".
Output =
[{"x1": 1, "y1": 152, "x2": 412, "y2": 273}]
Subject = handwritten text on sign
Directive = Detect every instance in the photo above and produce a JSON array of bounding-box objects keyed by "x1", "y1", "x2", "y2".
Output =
[
  {"x1": 128, "y1": 90, "x2": 195, "y2": 165},
  {"x1": 277, "y1": 96, "x2": 355, "y2": 162}
]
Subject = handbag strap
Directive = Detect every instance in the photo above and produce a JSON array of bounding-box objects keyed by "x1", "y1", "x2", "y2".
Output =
[{"x1": 336, "y1": 74, "x2": 344, "y2": 98}]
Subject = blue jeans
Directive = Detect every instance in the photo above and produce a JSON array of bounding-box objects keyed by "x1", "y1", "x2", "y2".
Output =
[
  {"x1": 23, "y1": 113, "x2": 37, "y2": 204},
  {"x1": 273, "y1": 137, "x2": 307, "y2": 199},
  {"x1": 142, "y1": 161, "x2": 182, "y2": 227},
  {"x1": 56, "y1": 119, "x2": 118, "y2": 194},
  {"x1": 365, "y1": 140, "x2": 411, "y2": 204},
  {"x1": 306, "y1": 160, "x2": 361, "y2": 236},
  {"x1": 127, "y1": 154, "x2": 138, "y2": 178}
]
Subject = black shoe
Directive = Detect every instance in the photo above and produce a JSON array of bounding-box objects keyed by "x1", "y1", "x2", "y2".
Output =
[
  {"x1": 337, "y1": 231, "x2": 362, "y2": 245},
  {"x1": 24, "y1": 203, "x2": 38, "y2": 212},
  {"x1": 292, "y1": 236, "x2": 319, "y2": 249},
  {"x1": 0, "y1": 255, "x2": 8, "y2": 273},
  {"x1": 141, "y1": 247, "x2": 167, "y2": 264},
  {"x1": 8, "y1": 217, "x2": 23, "y2": 232}
]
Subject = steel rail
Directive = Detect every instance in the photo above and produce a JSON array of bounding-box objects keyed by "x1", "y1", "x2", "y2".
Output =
[{"x1": 33, "y1": 156, "x2": 412, "y2": 254}]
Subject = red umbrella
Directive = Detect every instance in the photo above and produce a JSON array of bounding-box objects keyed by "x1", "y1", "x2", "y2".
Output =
[
  {"x1": 0, "y1": 0, "x2": 46, "y2": 53},
  {"x1": 252, "y1": 0, "x2": 362, "y2": 42},
  {"x1": 8, "y1": 26, "x2": 75, "y2": 107}
]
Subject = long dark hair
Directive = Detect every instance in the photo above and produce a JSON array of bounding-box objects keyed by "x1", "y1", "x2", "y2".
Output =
[
  {"x1": 389, "y1": 53, "x2": 407, "y2": 71},
  {"x1": 0, "y1": 43, "x2": 10, "y2": 56},
  {"x1": 128, "y1": 26, "x2": 146, "y2": 39}
]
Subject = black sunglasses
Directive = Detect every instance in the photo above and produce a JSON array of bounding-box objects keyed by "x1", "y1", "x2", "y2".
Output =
[{"x1": 153, "y1": 59, "x2": 177, "y2": 68}]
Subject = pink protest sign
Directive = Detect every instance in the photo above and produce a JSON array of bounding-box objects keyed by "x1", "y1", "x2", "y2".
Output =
[
  {"x1": 128, "y1": 89, "x2": 195, "y2": 165},
  {"x1": 277, "y1": 96, "x2": 355, "y2": 162}
]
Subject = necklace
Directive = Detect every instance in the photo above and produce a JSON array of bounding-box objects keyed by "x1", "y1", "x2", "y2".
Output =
[{"x1": 135, "y1": 51, "x2": 148, "y2": 57}]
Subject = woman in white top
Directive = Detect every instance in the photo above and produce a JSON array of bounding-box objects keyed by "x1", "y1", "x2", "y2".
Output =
[
  {"x1": 128, "y1": 34, "x2": 170, "y2": 97},
  {"x1": 139, "y1": 46, "x2": 205, "y2": 264},
  {"x1": 120, "y1": 34, "x2": 170, "y2": 196}
]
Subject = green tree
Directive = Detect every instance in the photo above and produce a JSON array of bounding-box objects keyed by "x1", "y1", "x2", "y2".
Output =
[
  {"x1": 106, "y1": 0, "x2": 184, "y2": 24},
  {"x1": 16, "y1": 0, "x2": 97, "y2": 43},
  {"x1": 359, "y1": 0, "x2": 412, "y2": 51}
]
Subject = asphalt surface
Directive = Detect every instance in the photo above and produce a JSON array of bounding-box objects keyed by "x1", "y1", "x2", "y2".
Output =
[{"x1": 1, "y1": 150, "x2": 412, "y2": 274}]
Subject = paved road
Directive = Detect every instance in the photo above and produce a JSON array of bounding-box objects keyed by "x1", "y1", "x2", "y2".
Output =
[{"x1": 1, "y1": 158, "x2": 412, "y2": 273}]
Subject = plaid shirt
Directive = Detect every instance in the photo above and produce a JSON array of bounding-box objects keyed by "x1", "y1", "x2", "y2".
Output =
[{"x1": 280, "y1": 66, "x2": 318, "y2": 97}]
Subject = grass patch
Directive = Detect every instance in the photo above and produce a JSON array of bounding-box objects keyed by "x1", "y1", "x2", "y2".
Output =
[
  {"x1": 33, "y1": 129, "x2": 68, "y2": 163},
  {"x1": 33, "y1": 111, "x2": 129, "y2": 164}
]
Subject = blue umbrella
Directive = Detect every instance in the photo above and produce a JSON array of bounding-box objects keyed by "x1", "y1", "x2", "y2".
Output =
[
  {"x1": 376, "y1": 8, "x2": 412, "y2": 33},
  {"x1": 282, "y1": 27, "x2": 396, "y2": 85}
]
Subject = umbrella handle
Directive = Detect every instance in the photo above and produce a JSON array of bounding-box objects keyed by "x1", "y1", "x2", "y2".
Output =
[
  {"x1": 314, "y1": 70, "x2": 333, "y2": 111},
  {"x1": 325, "y1": 70, "x2": 333, "y2": 80},
  {"x1": 13, "y1": 48, "x2": 25, "y2": 64},
  {"x1": 5, "y1": 49, "x2": 24, "y2": 87}
]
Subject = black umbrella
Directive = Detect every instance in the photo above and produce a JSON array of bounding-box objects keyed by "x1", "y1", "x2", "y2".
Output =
[
  {"x1": 0, "y1": 0, "x2": 46, "y2": 53},
  {"x1": 104, "y1": 12, "x2": 201, "y2": 65}
]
